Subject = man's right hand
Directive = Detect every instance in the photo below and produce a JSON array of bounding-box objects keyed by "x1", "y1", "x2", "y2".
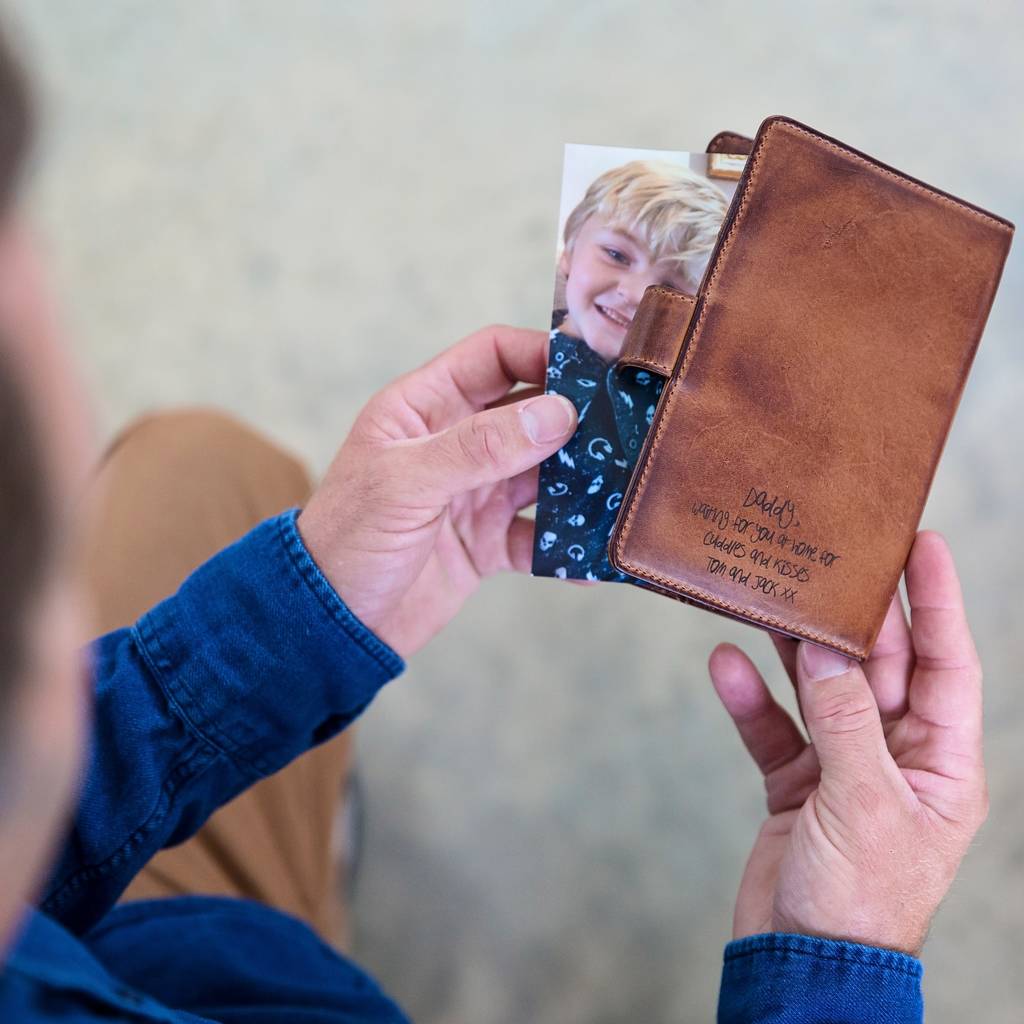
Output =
[
  {"x1": 708, "y1": 531, "x2": 987, "y2": 956},
  {"x1": 298, "y1": 325, "x2": 576, "y2": 661}
]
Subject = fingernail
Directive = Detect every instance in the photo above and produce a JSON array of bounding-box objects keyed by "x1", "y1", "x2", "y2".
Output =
[
  {"x1": 521, "y1": 394, "x2": 576, "y2": 445},
  {"x1": 799, "y1": 642, "x2": 851, "y2": 680}
]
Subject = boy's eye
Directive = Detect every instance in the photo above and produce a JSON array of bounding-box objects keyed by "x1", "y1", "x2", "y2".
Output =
[{"x1": 603, "y1": 247, "x2": 629, "y2": 265}]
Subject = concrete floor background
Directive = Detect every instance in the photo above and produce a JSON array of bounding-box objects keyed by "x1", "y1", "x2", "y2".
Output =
[{"x1": 7, "y1": 2, "x2": 1022, "y2": 1021}]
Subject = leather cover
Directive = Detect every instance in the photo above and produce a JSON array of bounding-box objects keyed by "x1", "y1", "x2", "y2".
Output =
[{"x1": 608, "y1": 115, "x2": 1014, "y2": 659}]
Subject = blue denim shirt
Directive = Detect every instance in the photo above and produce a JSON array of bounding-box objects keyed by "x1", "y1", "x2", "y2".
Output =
[{"x1": 0, "y1": 510, "x2": 924, "y2": 1022}]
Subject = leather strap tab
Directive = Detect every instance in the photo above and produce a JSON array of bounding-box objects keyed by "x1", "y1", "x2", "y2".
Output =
[
  {"x1": 706, "y1": 131, "x2": 754, "y2": 155},
  {"x1": 615, "y1": 286, "x2": 696, "y2": 378}
]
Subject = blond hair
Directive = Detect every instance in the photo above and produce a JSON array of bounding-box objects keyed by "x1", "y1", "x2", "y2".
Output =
[{"x1": 562, "y1": 160, "x2": 729, "y2": 288}]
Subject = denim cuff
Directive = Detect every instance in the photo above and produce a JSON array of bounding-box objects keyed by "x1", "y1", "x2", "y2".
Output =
[
  {"x1": 133, "y1": 509, "x2": 405, "y2": 778},
  {"x1": 718, "y1": 932, "x2": 923, "y2": 1024}
]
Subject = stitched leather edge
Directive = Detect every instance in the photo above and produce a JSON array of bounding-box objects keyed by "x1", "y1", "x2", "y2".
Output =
[
  {"x1": 778, "y1": 118, "x2": 1013, "y2": 232},
  {"x1": 640, "y1": 284, "x2": 696, "y2": 306}
]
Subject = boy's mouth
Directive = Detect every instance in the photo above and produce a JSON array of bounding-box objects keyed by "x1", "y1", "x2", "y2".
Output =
[{"x1": 596, "y1": 303, "x2": 632, "y2": 330}]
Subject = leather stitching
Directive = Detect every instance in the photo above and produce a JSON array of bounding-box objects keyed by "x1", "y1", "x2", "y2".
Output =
[
  {"x1": 643, "y1": 285, "x2": 693, "y2": 305},
  {"x1": 782, "y1": 121, "x2": 1011, "y2": 231}
]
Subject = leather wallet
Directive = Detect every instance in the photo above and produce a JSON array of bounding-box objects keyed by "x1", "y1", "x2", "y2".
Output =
[{"x1": 608, "y1": 115, "x2": 1014, "y2": 659}]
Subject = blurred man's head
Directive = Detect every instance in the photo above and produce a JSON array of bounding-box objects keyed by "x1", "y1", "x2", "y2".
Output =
[{"x1": 0, "y1": 22, "x2": 95, "y2": 952}]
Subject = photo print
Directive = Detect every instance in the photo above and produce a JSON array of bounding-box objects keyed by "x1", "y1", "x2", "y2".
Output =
[{"x1": 532, "y1": 145, "x2": 744, "y2": 582}]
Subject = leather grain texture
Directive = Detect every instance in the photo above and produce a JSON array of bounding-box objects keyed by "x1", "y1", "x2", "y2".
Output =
[{"x1": 608, "y1": 116, "x2": 1014, "y2": 659}]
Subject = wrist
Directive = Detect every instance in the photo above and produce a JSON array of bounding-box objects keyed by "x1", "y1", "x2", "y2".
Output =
[
  {"x1": 294, "y1": 504, "x2": 394, "y2": 648},
  {"x1": 770, "y1": 904, "x2": 929, "y2": 959}
]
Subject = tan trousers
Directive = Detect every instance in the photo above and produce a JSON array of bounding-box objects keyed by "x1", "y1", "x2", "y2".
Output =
[{"x1": 80, "y1": 408, "x2": 351, "y2": 949}]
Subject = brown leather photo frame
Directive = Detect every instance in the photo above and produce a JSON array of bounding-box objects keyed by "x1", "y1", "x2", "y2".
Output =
[{"x1": 608, "y1": 116, "x2": 1014, "y2": 659}]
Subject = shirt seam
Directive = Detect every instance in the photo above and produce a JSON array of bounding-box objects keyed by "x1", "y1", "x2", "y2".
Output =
[
  {"x1": 41, "y1": 739, "x2": 218, "y2": 916},
  {"x1": 133, "y1": 612, "x2": 264, "y2": 776},
  {"x1": 130, "y1": 512, "x2": 402, "y2": 777},
  {"x1": 2, "y1": 962, "x2": 178, "y2": 1021}
]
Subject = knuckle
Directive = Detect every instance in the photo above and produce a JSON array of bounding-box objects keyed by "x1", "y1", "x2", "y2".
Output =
[
  {"x1": 755, "y1": 814, "x2": 793, "y2": 843},
  {"x1": 765, "y1": 775, "x2": 800, "y2": 816},
  {"x1": 460, "y1": 417, "x2": 507, "y2": 470},
  {"x1": 354, "y1": 393, "x2": 404, "y2": 443},
  {"x1": 465, "y1": 323, "x2": 507, "y2": 349},
  {"x1": 481, "y1": 322, "x2": 510, "y2": 337},
  {"x1": 812, "y1": 688, "x2": 877, "y2": 735}
]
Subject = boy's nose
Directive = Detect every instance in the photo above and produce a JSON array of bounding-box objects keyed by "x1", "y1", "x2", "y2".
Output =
[{"x1": 616, "y1": 271, "x2": 648, "y2": 310}]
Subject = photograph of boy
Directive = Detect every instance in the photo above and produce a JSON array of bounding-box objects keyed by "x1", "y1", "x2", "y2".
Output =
[{"x1": 532, "y1": 151, "x2": 735, "y2": 582}]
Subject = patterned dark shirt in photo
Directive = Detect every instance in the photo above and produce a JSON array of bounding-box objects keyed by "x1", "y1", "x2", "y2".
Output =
[{"x1": 532, "y1": 317, "x2": 663, "y2": 583}]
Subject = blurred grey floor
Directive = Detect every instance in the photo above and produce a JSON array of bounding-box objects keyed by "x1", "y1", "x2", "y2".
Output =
[{"x1": 8, "y1": 1, "x2": 1023, "y2": 1021}]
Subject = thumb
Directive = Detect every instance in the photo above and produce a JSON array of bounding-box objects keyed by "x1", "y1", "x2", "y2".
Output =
[
  {"x1": 796, "y1": 642, "x2": 888, "y2": 776},
  {"x1": 416, "y1": 393, "x2": 576, "y2": 497}
]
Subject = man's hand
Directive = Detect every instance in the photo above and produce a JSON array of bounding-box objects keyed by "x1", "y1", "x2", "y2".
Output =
[
  {"x1": 708, "y1": 531, "x2": 986, "y2": 956},
  {"x1": 297, "y1": 325, "x2": 576, "y2": 659}
]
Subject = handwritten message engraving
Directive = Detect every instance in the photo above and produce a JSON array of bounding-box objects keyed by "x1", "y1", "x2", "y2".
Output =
[{"x1": 693, "y1": 486, "x2": 842, "y2": 606}]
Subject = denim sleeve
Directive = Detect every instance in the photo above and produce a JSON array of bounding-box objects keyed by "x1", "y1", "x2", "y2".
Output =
[
  {"x1": 718, "y1": 933, "x2": 923, "y2": 1024},
  {"x1": 40, "y1": 509, "x2": 404, "y2": 934}
]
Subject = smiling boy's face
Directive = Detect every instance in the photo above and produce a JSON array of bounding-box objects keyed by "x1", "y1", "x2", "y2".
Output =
[{"x1": 558, "y1": 213, "x2": 694, "y2": 362}]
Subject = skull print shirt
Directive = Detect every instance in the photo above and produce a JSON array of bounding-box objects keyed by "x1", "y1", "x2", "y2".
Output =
[{"x1": 532, "y1": 320, "x2": 663, "y2": 583}]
